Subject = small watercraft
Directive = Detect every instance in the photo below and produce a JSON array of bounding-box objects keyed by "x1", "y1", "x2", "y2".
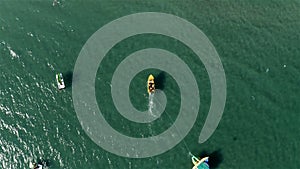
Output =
[
  {"x1": 29, "y1": 162, "x2": 43, "y2": 169},
  {"x1": 192, "y1": 156, "x2": 209, "y2": 169},
  {"x1": 147, "y1": 74, "x2": 155, "y2": 94},
  {"x1": 56, "y1": 73, "x2": 65, "y2": 90}
]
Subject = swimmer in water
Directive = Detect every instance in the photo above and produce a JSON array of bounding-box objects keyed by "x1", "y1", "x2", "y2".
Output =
[{"x1": 52, "y1": 0, "x2": 59, "y2": 6}]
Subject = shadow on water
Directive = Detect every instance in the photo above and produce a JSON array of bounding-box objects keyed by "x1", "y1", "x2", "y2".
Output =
[
  {"x1": 198, "y1": 149, "x2": 223, "y2": 169},
  {"x1": 155, "y1": 72, "x2": 166, "y2": 90},
  {"x1": 64, "y1": 71, "x2": 73, "y2": 88}
]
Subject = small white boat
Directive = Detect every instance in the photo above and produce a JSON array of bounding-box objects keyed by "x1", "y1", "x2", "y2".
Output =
[
  {"x1": 192, "y1": 156, "x2": 209, "y2": 169},
  {"x1": 29, "y1": 162, "x2": 43, "y2": 169},
  {"x1": 56, "y1": 73, "x2": 65, "y2": 90}
]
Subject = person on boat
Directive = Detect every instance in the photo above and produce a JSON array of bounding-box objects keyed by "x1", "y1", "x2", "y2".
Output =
[
  {"x1": 149, "y1": 82, "x2": 154, "y2": 92},
  {"x1": 57, "y1": 74, "x2": 63, "y2": 85},
  {"x1": 57, "y1": 73, "x2": 63, "y2": 85},
  {"x1": 151, "y1": 83, "x2": 154, "y2": 88}
]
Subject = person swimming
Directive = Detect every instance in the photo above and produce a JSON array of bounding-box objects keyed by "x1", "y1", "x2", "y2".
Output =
[{"x1": 52, "y1": 0, "x2": 59, "y2": 6}]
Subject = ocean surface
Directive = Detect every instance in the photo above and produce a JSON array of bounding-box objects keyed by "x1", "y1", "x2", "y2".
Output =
[{"x1": 1, "y1": 0, "x2": 300, "y2": 168}]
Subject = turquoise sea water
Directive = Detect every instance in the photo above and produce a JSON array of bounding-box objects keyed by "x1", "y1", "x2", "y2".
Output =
[{"x1": 1, "y1": 1, "x2": 300, "y2": 168}]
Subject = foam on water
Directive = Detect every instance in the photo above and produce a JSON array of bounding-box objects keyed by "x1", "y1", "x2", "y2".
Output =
[
  {"x1": 148, "y1": 93, "x2": 158, "y2": 118},
  {"x1": 148, "y1": 94, "x2": 154, "y2": 112},
  {"x1": 7, "y1": 46, "x2": 19, "y2": 58}
]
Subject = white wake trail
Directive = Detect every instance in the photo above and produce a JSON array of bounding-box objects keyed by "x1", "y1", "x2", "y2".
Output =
[{"x1": 148, "y1": 93, "x2": 157, "y2": 117}]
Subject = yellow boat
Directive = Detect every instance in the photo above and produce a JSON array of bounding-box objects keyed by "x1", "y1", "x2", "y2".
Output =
[{"x1": 147, "y1": 74, "x2": 155, "y2": 94}]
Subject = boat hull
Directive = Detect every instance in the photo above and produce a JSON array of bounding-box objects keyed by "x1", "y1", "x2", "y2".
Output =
[
  {"x1": 147, "y1": 74, "x2": 155, "y2": 94},
  {"x1": 56, "y1": 73, "x2": 65, "y2": 90}
]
